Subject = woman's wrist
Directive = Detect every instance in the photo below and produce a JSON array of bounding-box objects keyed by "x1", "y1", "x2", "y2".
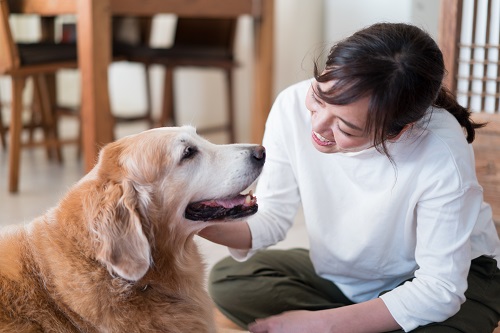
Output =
[
  {"x1": 319, "y1": 299, "x2": 400, "y2": 333},
  {"x1": 198, "y1": 221, "x2": 252, "y2": 249}
]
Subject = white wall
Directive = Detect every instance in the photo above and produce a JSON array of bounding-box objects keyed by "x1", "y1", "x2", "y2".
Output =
[
  {"x1": 323, "y1": 0, "x2": 439, "y2": 44},
  {"x1": 273, "y1": 0, "x2": 324, "y2": 93}
]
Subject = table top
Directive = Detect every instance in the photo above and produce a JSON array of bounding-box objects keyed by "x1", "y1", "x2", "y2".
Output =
[{"x1": 9, "y1": 0, "x2": 261, "y2": 17}]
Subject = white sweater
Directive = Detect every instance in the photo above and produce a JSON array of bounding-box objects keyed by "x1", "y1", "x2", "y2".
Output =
[{"x1": 232, "y1": 80, "x2": 500, "y2": 331}]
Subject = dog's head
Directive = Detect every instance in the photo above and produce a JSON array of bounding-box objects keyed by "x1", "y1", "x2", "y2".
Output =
[{"x1": 81, "y1": 126, "x2": 265, "y2": 282}]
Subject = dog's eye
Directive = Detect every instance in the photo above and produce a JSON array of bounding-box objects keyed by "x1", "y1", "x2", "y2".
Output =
[{"x1": 182, "y1": 146, "x2": 198, "y2": 160}]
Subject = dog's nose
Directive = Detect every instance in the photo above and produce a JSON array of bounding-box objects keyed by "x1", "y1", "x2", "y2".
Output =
[{"x1": 252, "y1": 145, "x2": 266, "y2": 165}]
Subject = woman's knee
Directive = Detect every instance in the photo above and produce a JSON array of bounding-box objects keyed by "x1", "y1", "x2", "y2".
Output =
[
  {"x1": 208, "y1": 250, "x2": 304, "y2": 309},
  {"x1": 208, "y1": 256, "x2": 243, "y2": 307},
  {"x1": 208, "y1": 254, "x2": 282, "y2": 327}
]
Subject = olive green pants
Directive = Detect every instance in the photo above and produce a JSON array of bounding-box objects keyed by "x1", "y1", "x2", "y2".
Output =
[{"x1": 208, "y1": 248, "x2": 500, "y2": 332}]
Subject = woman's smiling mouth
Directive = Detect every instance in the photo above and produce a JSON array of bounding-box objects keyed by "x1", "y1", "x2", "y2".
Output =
[{"x1": 312, "y1": 131, "x2": 335, "y2": 146}]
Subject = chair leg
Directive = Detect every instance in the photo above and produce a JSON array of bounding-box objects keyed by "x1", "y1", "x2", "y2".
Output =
[
  {"x1": 34, "y1": 74, "x2": 63, "y2": 163},
  {"x1": 0, "y1": 95, "x2": 6, "y2": 150},
  {"x1": 225, "y1": 69, "x2": 236, "y2": 143},
  {"x1": 143, "y1": 64, "x2": 154, "y2": 127},
  {"x1": 159, "y1": 68, "x2": 176, "y2": 127},
  {"x1": 8, "y1": 76, "x2": 26, "y2": 193},
  {"x1": 44, "y1": 73, "x2": 64, "y2": 157},
  {"x1": 28, "y1": 86, "x2": 38, "y2": 145}
]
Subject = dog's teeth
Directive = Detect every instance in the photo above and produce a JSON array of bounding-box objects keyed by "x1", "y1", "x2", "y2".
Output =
[
  {"x1": 249, "y1": 190, "x2": 253, "y2": 197},
  {"x1": 245, "y1": 194, "x2": 252, "y2": 205}
]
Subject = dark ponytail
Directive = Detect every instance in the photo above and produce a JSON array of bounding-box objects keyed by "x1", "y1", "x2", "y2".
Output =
[{"x1": 433, "y1": 86, "x2": 485, "y2": 143}]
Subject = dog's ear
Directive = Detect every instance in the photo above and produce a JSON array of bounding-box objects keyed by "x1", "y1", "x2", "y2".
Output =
[{"x1": 88, "y1": 180, "x2": 151, "y2": 281}]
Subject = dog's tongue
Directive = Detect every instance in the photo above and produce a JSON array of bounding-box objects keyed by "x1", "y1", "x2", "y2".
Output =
[
  {"x1": 185, "y1": 191, "x2": 258, "y2": 221},
  {"x1": 199, "y1": 192, "x2": 255, "y2": 209}
]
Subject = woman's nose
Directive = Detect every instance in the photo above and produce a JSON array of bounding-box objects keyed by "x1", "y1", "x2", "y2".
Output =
[{"x1": 313, "y1": 106, "x2": 335, "y2": 126}]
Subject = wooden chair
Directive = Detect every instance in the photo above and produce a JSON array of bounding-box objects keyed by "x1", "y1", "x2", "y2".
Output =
[
  {"x1": 439, "y1": 0, "x2": 500, "y2": 231},
  {"x1": 114, "y1": 17, "x2": 238, "y2": 142},
  {"x1": 0, "y1": 0, "x2": 78, "y2": 192}
]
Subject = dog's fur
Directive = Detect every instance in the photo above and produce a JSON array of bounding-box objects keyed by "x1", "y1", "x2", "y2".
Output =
[{"x1": 0, "y1": 126, "x2": 264, "y2": 333}]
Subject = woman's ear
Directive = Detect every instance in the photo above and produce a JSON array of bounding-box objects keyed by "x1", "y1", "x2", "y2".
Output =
[
  {"x1": 88, "y1": 180, "x2": 151, "y2": 281},
  {"x1": 388, "y1": 123, "x2": 414, "y2": 142}
]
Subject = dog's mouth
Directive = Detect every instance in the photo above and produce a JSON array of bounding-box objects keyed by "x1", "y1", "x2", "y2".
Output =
[{"x1": 184, "y1": 190, "x2": 258, "y2": 221}]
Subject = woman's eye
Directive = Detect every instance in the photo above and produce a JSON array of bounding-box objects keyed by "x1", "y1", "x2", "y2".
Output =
[
  {"x1": 337, "y1": 123, "x2": 353, "y2": 137},
  {"x1": 182, "y1": 146, "x2": 198, "y2": 160}
]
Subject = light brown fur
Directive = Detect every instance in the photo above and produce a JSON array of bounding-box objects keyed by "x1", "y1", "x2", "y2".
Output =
[{"x1": 0, "y1": 127, "x2": 263, "y2": 333}]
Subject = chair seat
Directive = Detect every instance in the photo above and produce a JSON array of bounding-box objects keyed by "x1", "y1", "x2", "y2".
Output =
[
  {"x1": 17, "y1": 42, "x2": 77, "y2": 65},
  {"x1": 113, "y1": 43, "x2": 236, "y2": 68}
]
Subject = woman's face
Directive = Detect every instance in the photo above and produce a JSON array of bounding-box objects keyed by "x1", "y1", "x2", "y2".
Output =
[{"x1": 305, "y1": 80, "x2": 374, "y2": 154}]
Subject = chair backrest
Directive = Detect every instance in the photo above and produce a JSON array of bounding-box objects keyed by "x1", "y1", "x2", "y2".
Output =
[
  {"x1": 0, "y1": 0, "x2": 20, "y2": 73},
  {"x1": 439, "y1": 0, "x2": 500, "y2": 226},
  {"x1": 173, "y1": 17, "x2": 237, "y2": 51}
]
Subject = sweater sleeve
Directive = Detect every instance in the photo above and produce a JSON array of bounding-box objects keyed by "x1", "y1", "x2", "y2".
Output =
[
  {"x1": 380, "y1": 183, "x2": 483, "y2": 331},
  {"x1": 229, "y1": 87, "x2": 302, "y2": 261}
]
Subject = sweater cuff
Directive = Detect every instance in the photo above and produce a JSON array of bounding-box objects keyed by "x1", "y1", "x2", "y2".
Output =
[
  {"x1": 379, "y1": 292, "x2": 419, "y2": 332},
  {"x1": 228, "y1": 247, "x2": 257, "y2": 262}
]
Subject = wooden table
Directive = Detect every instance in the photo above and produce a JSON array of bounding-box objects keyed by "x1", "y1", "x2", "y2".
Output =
[{"x1": 12, "y1": 0, "x2": 274, "y2": 172}]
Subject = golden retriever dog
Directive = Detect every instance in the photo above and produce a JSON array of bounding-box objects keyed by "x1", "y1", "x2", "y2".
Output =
[{"x1": 0, "y1": 126, "x2": 265, "y2": 333}]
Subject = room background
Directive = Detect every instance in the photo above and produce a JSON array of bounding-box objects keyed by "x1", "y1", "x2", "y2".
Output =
[{"x1": 0, "y1": 0, "x2": 439, "y2": 143}]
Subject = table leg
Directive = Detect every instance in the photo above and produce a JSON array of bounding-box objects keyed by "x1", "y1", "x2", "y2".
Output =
[
  {"x1": 251, "y1": 0, "x2": 274, "y2": 144},
  {"x1": 8, "y1": 76, "x2": 26, "y2": 193},
  {"x1": 77, "y1": 0, "x2": 115, "y2": 172}
]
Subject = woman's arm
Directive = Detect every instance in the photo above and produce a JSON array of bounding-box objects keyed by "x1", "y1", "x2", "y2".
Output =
[
  {"x1": 198, "y1": 221, "x2": 252, "y2": 249},
  {"x1": 248, "y1": 298, "x2": 401, "y2": 333}
]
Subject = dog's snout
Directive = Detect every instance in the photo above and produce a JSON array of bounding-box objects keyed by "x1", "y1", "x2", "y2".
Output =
[{"x1": 252, "y1": 146, "x2": 266, "y2": 165}]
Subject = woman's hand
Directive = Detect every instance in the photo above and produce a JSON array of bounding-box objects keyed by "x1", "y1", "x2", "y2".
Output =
[{"x1": 248, "y1": 310, "x2": 333, "y2": 333}]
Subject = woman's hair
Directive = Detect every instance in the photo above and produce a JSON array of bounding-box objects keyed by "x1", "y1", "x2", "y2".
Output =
[{"x1": 314, "y1": 22, "x2": 484, "y2": 157}]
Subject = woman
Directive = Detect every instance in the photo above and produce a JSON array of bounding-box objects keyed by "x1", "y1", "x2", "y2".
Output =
[{"x1": 199, "y1": 23, "x2": 500, "y2": 333}]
